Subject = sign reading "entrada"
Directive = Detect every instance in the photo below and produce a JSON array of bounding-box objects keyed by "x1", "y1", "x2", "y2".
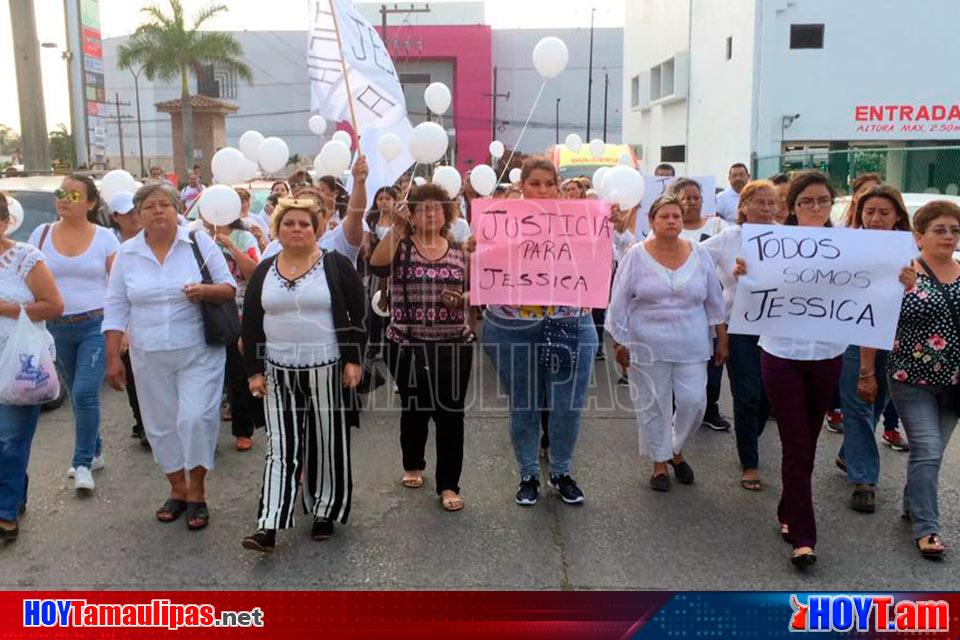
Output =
[{"x1": 853, "y1": 103, "x2": 960, "y2": 134}]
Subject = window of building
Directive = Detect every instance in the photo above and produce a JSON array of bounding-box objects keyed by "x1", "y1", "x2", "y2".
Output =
[
  {"x1": 661, "y1": 145, "x2": 686, "y2": 163},
  {"x1": 649, "y1": 65, "x2": 662, "y2": 102},
  {"x1": 790, "y1": 24, "x2": 824, "y2": 49},
  {"x1": 726, "y1": 36, "x2": 733, "y2": 60},
  {"x1": 631, "y1": 75, "x2": 640, "y2": 108}
]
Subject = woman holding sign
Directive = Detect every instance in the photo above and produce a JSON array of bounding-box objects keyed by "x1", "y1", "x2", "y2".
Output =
[
  {"x1": 702, "y1": 180, "x2": 779, "y2": 491},
  {"x1": 887, "y1": 200, "x2": 960, "y2": 559},
  {"x1": 482, "y1": 157, "x2": 597, "y2": 507},
  {"x1": 606, "y1": 193, "x2": 727, "y2": 492}
]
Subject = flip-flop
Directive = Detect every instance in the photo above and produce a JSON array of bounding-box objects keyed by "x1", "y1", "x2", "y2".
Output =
[
  {"x1": 402, "y1": 473, "x2": 424, "y2": 489},
  {"x1": 917, "y1": 534, "x2": 945, "y2": 559},
  {"x1": 740, "y1": 478, "x2": 762, "y2": 491},
  {"x1": 185, "y1": 501, "x2": 209, "y2": 531},
  {"x1": 156, "y1": 498, "x2": 187, "y2": 523},
  {"x1": 440, "y1": 493, "x2": 464, "y2": 512}
]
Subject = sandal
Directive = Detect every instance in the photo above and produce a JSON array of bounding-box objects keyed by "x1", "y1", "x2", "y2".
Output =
[
  {"x1": 402, "y1": 471, "x2": 424, "y2": 489},
  {"x1": 155, "y1": 498, "x2": 187, "y2": 523},
  {"x1": 791, "y1": 547, "x2": 817, "y2": 568},
  {"x1": 740, "y1": 478, "x2": 762, "y2": 491},
  {"x1": 917, "y1": 534, "x2": 945, "y2": 559},
  {"x1": 440, "y1": 491, "x2": 464, "y2": 512},
  {"x1": 185, "y1": 501, "x2": 209, "y2": 531}
]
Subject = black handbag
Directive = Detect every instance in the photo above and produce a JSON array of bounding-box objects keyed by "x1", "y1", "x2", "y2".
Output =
[
  {"x1": 917, "y1": 257, "x2": 960, "y2": 413},
  {"x1": 188, "y1": 230, "x2": 242, "y2": 346}
]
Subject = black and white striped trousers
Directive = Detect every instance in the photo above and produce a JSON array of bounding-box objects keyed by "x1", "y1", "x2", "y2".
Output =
[{"x1": 257, "y1": 360, "x2": 352, "y2": 530}]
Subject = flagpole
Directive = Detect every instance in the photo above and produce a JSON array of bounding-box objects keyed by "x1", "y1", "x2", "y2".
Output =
[{"x1": 328, "y1": 0, "x2": 361, "y2": 147}]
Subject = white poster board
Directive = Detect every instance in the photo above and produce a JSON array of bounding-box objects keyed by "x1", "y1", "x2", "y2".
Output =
[
  {"x1": 728, "y1": 224, "x2": 917, "y2": 349},
  {"x1": 635, "y1": 174, "x2": 717, "y2": 238}
]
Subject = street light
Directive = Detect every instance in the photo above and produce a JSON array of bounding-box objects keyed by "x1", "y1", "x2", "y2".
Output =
[
  {"x1": 781, "y1": 113, "x2": 801, "y2": 148},
  {"x1": 130, "y1": 66, "x2": 146, "y2": 178}
]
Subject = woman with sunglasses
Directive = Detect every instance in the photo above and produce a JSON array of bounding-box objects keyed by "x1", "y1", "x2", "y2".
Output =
[{"x1": 29, "y1": 175, "x2": 119, "y2": 494}]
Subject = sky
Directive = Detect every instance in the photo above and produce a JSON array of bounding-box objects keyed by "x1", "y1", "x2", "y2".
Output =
[{"x1": 0, "y1": 0, "x2": 624, "y2": 136}]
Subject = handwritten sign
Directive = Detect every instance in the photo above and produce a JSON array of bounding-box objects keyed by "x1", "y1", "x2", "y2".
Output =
[
  {"x1": 728, "y1": 224, "x2": 917, "y2": 349},
  {"x1": 470, "y1": 198, "x2": 614, "y2": 307},
  {"x1": 635, "y1": 174, "x2": 717, "y2": 238}
]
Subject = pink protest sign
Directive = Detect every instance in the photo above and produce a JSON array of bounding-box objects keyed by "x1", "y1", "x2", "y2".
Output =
[{"x1": 469, "y1": 198, "x2": 614, "y2": 307}]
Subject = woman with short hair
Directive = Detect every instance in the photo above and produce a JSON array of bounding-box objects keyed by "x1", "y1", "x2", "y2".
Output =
[
  {"x1": 888, "y1": 200, "x2": 960, "y2": 559},
  {"x1": 241, "y1": 198, "x2": 365, "y2": 552},
  {"x1": 103, "y1": 182, "x2": 237, "y2": 530}
]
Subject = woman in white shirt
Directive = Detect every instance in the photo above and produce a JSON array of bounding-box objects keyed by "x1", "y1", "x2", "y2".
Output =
[
  {"x1": 0, "y1": 193, "x2": 63, "y2": 542},
  {"x1": 606, "y1": 193, "x2": 727, "y2": 492},
  {"x1": 240, "y1": 198, "x2": 365, "y2": 553},
  {"x1": 702, "y1": 181, "x2": 779, "y2": 491},
  {"x1": 103, "y1": 182, "x2": 237, "y2": 531},
  {"x1": 29, "y1": 174, "x2": 119, "y2": 493}
]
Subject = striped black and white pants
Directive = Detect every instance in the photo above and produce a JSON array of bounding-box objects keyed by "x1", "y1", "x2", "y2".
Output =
[{"x1": 256, "y1": 360, "x2": 352, "y2": 530}]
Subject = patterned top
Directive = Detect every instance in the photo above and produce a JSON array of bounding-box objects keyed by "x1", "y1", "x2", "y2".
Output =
[
  {"x1": 386, "y1": 239, "x2": 469, "y2": 344},
  {"x1": 0, "y1": 242, "x2": 44, "y2": 354},
  {"x1": 887, "y1": 273, "x2": 960, "y2": 387}
]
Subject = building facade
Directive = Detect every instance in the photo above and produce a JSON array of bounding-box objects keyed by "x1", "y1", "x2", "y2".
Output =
[{"x1": 623, "y1": 0, "x2": 960, "y2": 192}]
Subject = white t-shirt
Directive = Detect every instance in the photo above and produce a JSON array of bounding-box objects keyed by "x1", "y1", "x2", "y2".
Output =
[
  {"x1": 29, "y1": 224, "x2": 119, "y2": 315},
  {"x1": 716, "y1": 188, "x2": 740, "y2": 223},
  {"x1": 679, "y1": 216, "x2": 727, "y2": 244},
  {"x1": 261, "y1": 224, "x2": 360, "y2": 265},
  {"x1": 261, "y1": 259, "x2": 339, "y2": 368}
]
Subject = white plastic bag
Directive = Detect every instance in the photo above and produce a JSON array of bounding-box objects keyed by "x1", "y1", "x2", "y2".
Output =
[{"x1": 0, "y1": 306, "x2": 60, "y2": 405}]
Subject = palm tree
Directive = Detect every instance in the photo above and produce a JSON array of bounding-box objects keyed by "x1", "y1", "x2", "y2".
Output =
[
  {"x1": 48, "y1": 123, "x2": 75, "y2": 169},
  {"x1": 116, "y1": 0, "x2": 252, "y2": 175}
]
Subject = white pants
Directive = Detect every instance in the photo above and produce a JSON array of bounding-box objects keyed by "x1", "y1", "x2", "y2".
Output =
[
  {"x1": 129, "y1": 344, "x2": 226, "y2": 474},
  {"x1": 629, "y1": 360, "x2": 707, "y2": 462}
]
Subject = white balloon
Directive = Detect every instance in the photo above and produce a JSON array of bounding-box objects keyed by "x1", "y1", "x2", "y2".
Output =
[
  {"x1": 198, "y1": 184, "x2": 242, "y2": 227},
  {"x1": 602, "y1": 165, "x2": 645, "y2": 210},
  {"x1": 618, "y1": 152, "x2": 633, "y2": 166},
  {"x1": 238, "y1": 131, "x2": 264, "y2": 162},
  {"x1": 589, "y1": 138, "x2": 606, "y2": 159},
  {"x1": 308, "y1": 115, "x2": 327, "y2": 135},
  {"x1": 532, "y1": 36, "x2": 569, "y2": 79},
  {"x1": 565, "y1": 133, "x2": 583, "y2": 153},
  {"x1": 377, "y1": 133, "x2": 403, "y2": 162},
  {"x1": 413, "y1": 177, "x2": 427, "y2": 186},
  {"x1": 469, "y1": 164, "x2": 497, "y2": 197},
  {"x1": 257, "y1": 137, "x2": 290, "y2": 173},
  {"x1": 239, "y1": 159, "x2": 259, "y2": 182},
  {"x1": 592, "y1": 167, "x2": 610, "y2": 197},
  {"x1": 432, "y1": 166, "x2": 462, "y2": 199},
  {"x1": 319, "y1": 140, "x2": 352, "y2": 176},
  {"x1": 312, "y1": 154, "x2": 328, "y2": 176},
  {"x1": 509, "y1": 167, "x2": 522, "y2": 184},
  {"x1": 371, "y1": 290, "x2": 391, "y2": 317},
  {"x1": 424, "y1": 82, "x2": 452, "y2": 115},
  {"x1": 100, "y1": 169, "x2": 137, "y2": 201},
  {"x1": 410, "y1": 121, "x2": 449, "y2": 164},
  {"x1": 488, "y1": 140, "x2": 505, "y2": 159},
  {"x1": 212, "y1": 147, "x2": 245, "y2": 184},
  {"x1": 332, "y1": 130, "x2": 353, "y2": 149},
  {"x1": 6, "y1": 196, "x2": 23, "y2": 234}
]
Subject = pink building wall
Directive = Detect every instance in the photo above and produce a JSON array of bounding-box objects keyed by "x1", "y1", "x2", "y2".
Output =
[{"x1": 384, "y1": 24, "x2": 493, "y2": 175}]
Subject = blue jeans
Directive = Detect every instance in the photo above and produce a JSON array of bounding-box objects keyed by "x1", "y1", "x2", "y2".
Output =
[
  {"x1": 837, "y1": 346, "x2": 889, "y2": 485},
  {"x1": 482, "y1": 313, "x2": 598, "y2": 477},
  {"x1": 48, "y1": 314, "x2": 105, "y2": 468},
  {"x1": 0, "y1": 404, "x2": 41, "y2": 521},
  {"x1": 889, "y1": 380, "x2": 958, "y2": 539},
  {"x1": 726, "y1": 333, "x2": 769, "y2": 470}
]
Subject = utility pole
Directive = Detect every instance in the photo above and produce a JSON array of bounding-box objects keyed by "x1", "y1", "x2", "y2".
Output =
[
  {"x1": 379, "y1": 4, "x2": 431, "y2": 44},
  {"x1": 9, "y1": 0, "x2": 50, "y2": 173},
  {"x1": 131, "y1": 67, "x2": 146, "y2": 177},
  {"x1": 602, "y1": 72, "x2": 609, "y2": 141},
  {"x1": 483, "y1": 66, "x2": 510, "y2": 153},
  {"x1": 586, "y1": 7, "x2": 595, "y2": 141},
  {"x1": 555, "y1": 98, "x2": 560, "y2": 144},
  {"x1": 112, "y1": 93, "x2": 133, "y2": 171}
]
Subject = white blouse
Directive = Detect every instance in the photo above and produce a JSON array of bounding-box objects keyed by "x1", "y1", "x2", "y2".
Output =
[
  {"x1": 605, "y1": 241, "x2": 725, "y2": 364},
  {"x1": 700, "y1": 225, "x2": 742, "y2": 322},
  {"x1": 102, "y1": 227, "x2": 237, "y2": 352},
  {"x1": 758, "y1": 336, "x2": 847, "y2": 362},
  {"x1": 0, "y1": 242, "x2": 44, "y2": 354}
]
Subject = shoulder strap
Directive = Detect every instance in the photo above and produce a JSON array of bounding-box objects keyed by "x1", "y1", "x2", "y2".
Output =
[
  {"x1": 38, "y1": 223, "x2": 51, "y2": 251},
  {"x1": 918, "y1": 257, "x2": 960, "y2": 334},
  {"x1": 187, "y1": 230, "x2": 213, "y2": 285}
]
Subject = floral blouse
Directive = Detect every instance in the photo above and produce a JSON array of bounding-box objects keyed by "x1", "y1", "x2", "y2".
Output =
[{"x1": 887, "y1": 273, "x2": 960, "y2": 387}]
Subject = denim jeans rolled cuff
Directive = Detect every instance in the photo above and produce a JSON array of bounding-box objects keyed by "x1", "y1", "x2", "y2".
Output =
[
  {"x1": 482, "y1": 313, "x2": 597, "y2": 478},
  {"x1": 889, "y1": 380, "x2": 958, "y2": 539},
  {"x1": 838, "y1": 345, "x2": 889, "y2": 485},
  {"x1": 727, "y1": 334, "x2": 769, "y2": 470},
  {"x1": 0, "y1": 404, "x2": 42, "y2": 522},
  {"x1": 48, "y1": 314, "x2": 106, "y2": 469}
]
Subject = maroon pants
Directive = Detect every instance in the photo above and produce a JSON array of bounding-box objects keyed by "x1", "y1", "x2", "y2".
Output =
[{"x1": 760, "y1": 352, "x2": 843, "y2": 550}]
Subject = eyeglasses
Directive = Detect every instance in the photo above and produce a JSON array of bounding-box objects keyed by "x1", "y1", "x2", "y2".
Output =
[
  {"x1": 796, "y1": 197, "x2": 834, "y2": 211},
  {"x1": 54, "y1": 189, "x2": 85, "y2": 203},
  {"x1": 928, "y1": 225, "x2": 960, "y2": 237}
]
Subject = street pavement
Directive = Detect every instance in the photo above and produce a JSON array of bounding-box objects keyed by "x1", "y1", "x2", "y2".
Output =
[{"x1": 3, "y1": 343, "x2": 959, "y2": 591}]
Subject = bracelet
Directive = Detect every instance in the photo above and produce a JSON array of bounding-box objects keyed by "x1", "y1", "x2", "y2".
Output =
[{"x1": 858, "y1": 372, "x2": 875, "y2": 380}]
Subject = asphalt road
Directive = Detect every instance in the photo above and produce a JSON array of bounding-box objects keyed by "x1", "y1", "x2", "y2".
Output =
[{"x1": 3, "y1": 343, "x2": 958, "y2": 590}]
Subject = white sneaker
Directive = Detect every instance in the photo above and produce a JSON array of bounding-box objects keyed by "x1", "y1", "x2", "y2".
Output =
[
  {"x1": 74, "y1": 466, "x2": 95, "y2": 491},
  {"x1": 68, "y1": 454, "x2": 105, "y2": 478}
]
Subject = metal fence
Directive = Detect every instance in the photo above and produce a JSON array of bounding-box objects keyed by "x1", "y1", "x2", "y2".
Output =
[{"x1": 754, "y1": 145, "x2": 960, "y2": 196}]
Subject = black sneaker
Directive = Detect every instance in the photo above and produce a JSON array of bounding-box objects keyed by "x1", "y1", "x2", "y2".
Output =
[
  {"x1": 311, "y1": 517, "x2": 334, "y2": 540},
  {"x1": 548, "y1": 474, "x2": 585, "y2": 504},
  {"x1": 515, "y1": 476, "x2": 539, "y2": 506},
  {"x1": 242, "y1": 529, "x2": 276, "y2": 552},
  {"x1": 668, "y1": 459, "x2": 695, "y2": 484},
  {"x1": 702, "y1": 414, "x2": 731, "y2": 431},
  {"x1": 835, "y1": 456, "x2": 848, "y2": 474},
  {"x1": 850, "y1": 486, "x2": 876, "y2": 514},
  {"x1": 617, "y1": 374, "x2": 629, "y2": 386}
]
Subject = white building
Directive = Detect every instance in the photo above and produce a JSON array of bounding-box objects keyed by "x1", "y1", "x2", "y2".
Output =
[{"x1": 623, "y1": 0, "x2": 960, "y2": 193}]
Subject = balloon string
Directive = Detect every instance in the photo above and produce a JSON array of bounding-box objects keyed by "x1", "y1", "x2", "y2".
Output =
[
  {"x1": 496, "y1": 80, "x2": 547, "y2": 185},
  {"x1": 402, "y1": 162, "x2": 419, "y2": 201}
]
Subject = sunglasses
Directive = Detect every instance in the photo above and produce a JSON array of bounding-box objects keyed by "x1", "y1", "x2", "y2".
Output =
[{"x1": 54, "y1": 189, "x2": 86, "y2": 203}]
